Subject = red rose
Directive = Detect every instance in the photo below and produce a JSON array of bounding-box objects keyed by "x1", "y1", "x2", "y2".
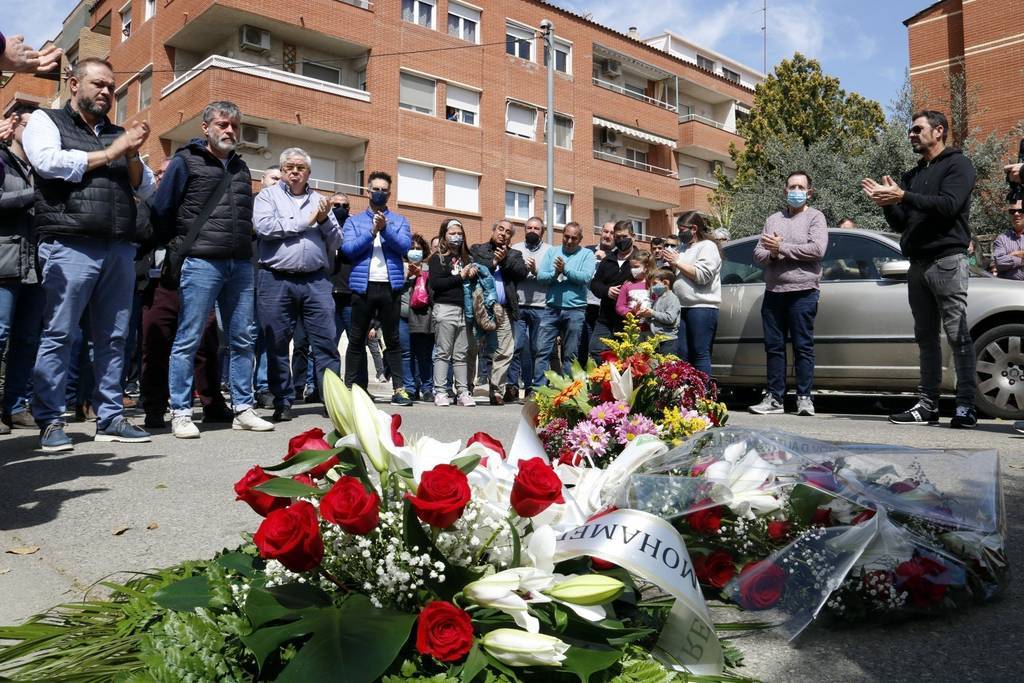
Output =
[
  {"x1": 851, "y1": 508, "x2": 876, "y2": 525},
  {"x1": 598, "y1": 381, "x2": 615, "y2": 403},
  {"x1": 510, "y1": 457, "x2": 565, "y2": 517},
  {"x1": 811, "y1": 507, "x2": 832, "y2": 526},
  {"x1": 736, "y1": 560, "x2": 787, "y2": 610},
  {"x1": 689, "y1": 460, "x2": 712, "y2": 477},
  {"x1": 895, "y1": 555, "x2": 949, "y2": 608},
  {"x1": 390, "y1": 414, "x2": 405, "y2": 447},
  {"x1": 320, "y1": 476, "x2": 381, "y2": 535},
  {"x1": 693, "y1": 550, "x2": 736, "y2": 589},
  {"x1": 234, "y1": 466, "x2": 289, "y2": 517},
  {"x1": 558, "y1": 448, "x2": 581, "y2": 466},
  {"x1": 766, "y1": 520, "x2": 791, "y2": 541},
  {"x1": 415, "y1": 601, "x2": 474, "y2": 662},
  {"x1": 467, "y1": 432, "x2": 505, "y2": 460},
  {"x1": 284, "y1": 428, "x2": 338, "y2": 479},
  {"x1": 591, "y1": 557, "x2": 618, "y2": 570},
  {"x1": 253, "y1": 501, "x2": 324, "y2": 572},
  {"x1": 292, "y1": 473, "x2": 317, "y2": 488},
  {"x1": 405, "y1": 464, "x2": 472, "y2": 529},
  {"x1": 889, "y1": 479, "x2": 919, "y2": 494},
  {"x1": 686, "y1": 498, "x2": 724, "y2": 535}
]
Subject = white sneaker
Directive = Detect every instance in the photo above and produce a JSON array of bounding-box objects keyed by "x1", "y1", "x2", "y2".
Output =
[
  {"x1": 232, "y1": 408, "x2": 275, "y2": 432},
  {"x1": 171, "y1": 415, "x2": 200, "y2": 439},
  {"x1": 749, "y1": 394, "x2": 784, "y2": 415},
  {"x1": 796, "y1": 395, "x2": 815, "y2": 417},
  {"x1": 457, "y1": 392, "x2": 476, "y2": 407}
]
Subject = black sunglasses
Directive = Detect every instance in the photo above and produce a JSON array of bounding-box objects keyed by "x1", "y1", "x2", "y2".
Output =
[{"x1": 1009, "y1": 208, "x2": 1024, "y2": 216}]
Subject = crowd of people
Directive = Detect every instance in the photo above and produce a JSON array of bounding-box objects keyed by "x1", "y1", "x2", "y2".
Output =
[{"x1": 2, "y1": 53, "x2": 1023, "y2": 452}]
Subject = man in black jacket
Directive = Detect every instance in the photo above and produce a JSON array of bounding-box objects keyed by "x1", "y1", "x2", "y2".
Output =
[
  {"x1": 470, "y1": 220, "x2": 527, "y2": 405},
  {"x1": 862, "y1": 109, "x2": 978, "y2": 428},
  {"x1": 588, "y1": 220, "x2": 636, "y2": 362}
]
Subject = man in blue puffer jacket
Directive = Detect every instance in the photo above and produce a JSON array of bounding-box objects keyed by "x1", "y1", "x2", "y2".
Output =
[{"x1": 341, "y1": 170, "x2": 413, "y2": 405}]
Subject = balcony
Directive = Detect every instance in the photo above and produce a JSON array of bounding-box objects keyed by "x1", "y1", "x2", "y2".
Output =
[
  {"x1": 678, "y1": 179, "x2": 717, "y2": 212},
  {"x1": 592, "y1": 77, "x2": 676, "y2": 112},
  {"x1": 677, "y1": 114, "x2": 743, "y2": 164},
  {"x1": 593, "y1": 149, "x2": 676, "y2": 177},
  {"x1": 161, "y1": 55, "x2": 370, "y2": 102},
  {"x1": 593, "y1": 43, "x2": 677, "y2": 115}
]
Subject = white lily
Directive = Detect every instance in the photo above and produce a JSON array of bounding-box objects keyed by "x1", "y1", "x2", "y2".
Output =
[
  {"x1": 321, "y1": 369, "x2": 354, "y2": 435},
  {"x1": 348, "y1": 384, "x2": 389, "y2": 473},
  {"x1": 481, "y1": 628, "x2": 570, "y2": 667},
  {"x1": 559, "y1": 436, "x2": 667, "y2": 519},
  {"x1": 608, "y1": 362, "x2": 634, "y2": 405},
  {"x1": 703, "y1": 441, "x2": 780, "y2": 517},
  {"x1": 463, "y1": 567, "x2": 555, "y2": 633}
]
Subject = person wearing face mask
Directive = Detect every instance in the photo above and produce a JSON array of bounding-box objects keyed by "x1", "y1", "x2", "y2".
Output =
[
  {"x1": 664, "y1": 211, "x2": 721, "y2": 377},
  {"x1": 399, "y1": 233, "x2": 435, "y2": 402},
  {"x1": 615, "y1": 250, "x2": 655, "y2": 324},
  {"x1": 427, "y1": 219, "x2": 478, "y2": 407},
  {"x1": 749, "y1": 171, "x2": 827, "y2": 417},
  {"x1": 638, "y1": 269, "x2": 681, "y2": 354},
  {"x1": 588, "y1": 220, "x2": 637, "y2": 362},
  {"x1": 509, "y1": 216, "x2": 550, "y2": 401},
  {"x1": 342, "y1": 170, "x2": 413, "y2": 406},
  {"x1": 579, "y1": 221, "x2": 616, "y2": 363}
]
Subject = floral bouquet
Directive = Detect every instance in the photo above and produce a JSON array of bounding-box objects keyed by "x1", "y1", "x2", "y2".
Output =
[
  {"x1": 534, "y1": 315, "x2": 728, "y2": 467},
  {"x1": 0, "y1": 372, "x2": 761, "y2": 683},
  {"x1": 608, "y1": 427, "x2": 1009, "y2": 636}
]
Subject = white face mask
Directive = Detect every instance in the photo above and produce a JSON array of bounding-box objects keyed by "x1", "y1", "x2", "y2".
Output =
[{"x1": 630, "y1": 267, "x2": 644, "y2": 279}]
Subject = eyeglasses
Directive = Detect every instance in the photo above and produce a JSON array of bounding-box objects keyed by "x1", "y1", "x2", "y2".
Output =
[
  {"x1": 908, "y1": 125, "x2": 928, "y2": 134},
  {"x1": 333, "y1": 204, "x2": 350, "y2": 210},
  {"x1": 282, "y1": 164, "x2": 308, "y2": 172},
  {"x1": 563, "y1": 234, "x2": 582, "y2": 242},
  {"x1": 1009, "y1": 209, "x2": 1024, "y2": 216}
]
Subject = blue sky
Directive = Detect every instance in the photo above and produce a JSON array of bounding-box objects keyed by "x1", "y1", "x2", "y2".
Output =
[{"x1": 11, "y1": 0, "x2": 927, "y2": 114}]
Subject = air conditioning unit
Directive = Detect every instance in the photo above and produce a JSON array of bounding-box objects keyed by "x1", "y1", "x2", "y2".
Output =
[
  {"x1": 601, "y1": 129, "x2": 622, "y2": 147},
  {"x1": 239, "y1": 25, "x2": 271, "y2": 54},
  {"x1": 238, "y1": 124, "x2": 269, "y2": 150},
  {"x1": 601, "y1": 59, "x2": 622, "y2": 77}
]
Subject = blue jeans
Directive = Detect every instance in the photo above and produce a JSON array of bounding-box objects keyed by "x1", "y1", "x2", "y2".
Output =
[
  {"x1": 761, "y1": 289, "x2": 819, "y2": 400},
  {"x1": 675, "y1": 307, "x2": 719, "y2": 377},
  {"x1": 512, "y1": 306, "x2": 545, "y2": 390},
  {"x1": 532, "y1": 307, "x2": 586, "y2": 388},
  {"x1": 1, "y1": 282, "x2": 43, "y2": 416},
  {"x1": 257, "y1": 269, "x2": 339, "y2": 408},
  {"x1": 170, "y1": 258, "x2": 255, "y2": 415},
  {"x1": 32, "y1": 238, "x2": 135, "y2": 427},
  {"x1": 400, "y1": 318, "x2": 434, "y2": 395}
]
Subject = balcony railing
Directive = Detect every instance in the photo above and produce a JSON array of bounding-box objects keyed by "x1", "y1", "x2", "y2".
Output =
[
  {"x1": 593, "y1": 149, "x2": 676, "y2": 177},
  {"x1": 161, "y1": 55, "x2": 371, "y2": 102},
  {"x1": 592, "y1": 77, "x2": 677, "y2": 112},
  {"x1": 252, "y1": 171, "x2": 365, "y2": 196},
  {"x1": 679, "y1": 177, "x2": 719, "y2": 189},
  {"x1": 678, "y1": 113, "x2": 735, "y2": 133}
]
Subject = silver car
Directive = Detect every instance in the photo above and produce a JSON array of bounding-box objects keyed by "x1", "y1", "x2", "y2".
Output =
[{"x1": 712, "y1": 228, "x2": 1024, "y2": 420}]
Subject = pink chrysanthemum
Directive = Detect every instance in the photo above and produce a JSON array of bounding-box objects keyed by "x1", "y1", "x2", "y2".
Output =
[
  {"x1": 614, "y1": 415, "x2": 660, "y2": 444},
  {"x1": 588, "y1": 401, "x2": 630, "y2": 426},
  {"x1": 565, "y1": 420, "x2": 611, "y2": 461}
]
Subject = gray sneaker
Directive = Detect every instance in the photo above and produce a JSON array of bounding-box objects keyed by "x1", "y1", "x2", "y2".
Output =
[
  {"x1": 796, "y1": 395, "x2": 815, "y2": 417},
  {"x1": 749, "y1": 394, "x2": 784, "y2": 415}
]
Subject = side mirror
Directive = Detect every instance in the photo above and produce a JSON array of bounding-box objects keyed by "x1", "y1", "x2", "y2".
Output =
[{"x1": 879, "y1": 260, "x2": 911, "y2": 280}]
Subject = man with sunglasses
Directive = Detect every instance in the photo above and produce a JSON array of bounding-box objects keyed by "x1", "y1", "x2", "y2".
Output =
[
  {"x1": 992, "y1": 201, "x2": 1024, "y2": 280},
  {"x1": 862, "y1": 109, "x2": 978, "y2": 428}
]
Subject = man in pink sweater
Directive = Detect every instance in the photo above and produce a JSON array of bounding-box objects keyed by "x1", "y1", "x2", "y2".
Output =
[{"x1": 749, "y1": 171, "x2": 828, "y2": 416}]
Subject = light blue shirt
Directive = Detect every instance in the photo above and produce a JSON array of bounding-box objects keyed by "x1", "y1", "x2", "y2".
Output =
[
  {"x1": 537, "y1": 245, "x2": 596, "y2": 309},
  {"x1": 22, "y1": 109, "x2": 155, "y2": 200},
  {"x1": 253, "y1": 180, "x2": 343, "y2": 273}
]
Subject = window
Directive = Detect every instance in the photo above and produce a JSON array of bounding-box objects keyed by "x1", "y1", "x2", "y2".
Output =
[
  {"x1": 628, "y1": 217, "x2": 648, "y2": 240},
  {"x1": 144, "y1": 0, "x2": 155, "y2": 21},
  {"x1": 820, "y1": 234, "x2": 902, "y2": 282},
  {"x1": 544, "y1": 192, "x2": 572, "y2": 226},
  {"x1": 138, "y1": 71, "x2": 152, "y2": 111},
  {"x1": 696, "y1": 54, "x2": 715, "y2": 71},
  {"x1": 356, "y1": 69, "x2": 367, "y2": 91},
  {"x1": 506, "y1": 23, "x2": 533, "y2": 60},
  {"x1": 445, "y1": 171, "x2": 479, "y2": 213},
  {"x1": 543, "y1": 39, "x2": 571, "y2": 74},
  {"x1": 402, "y1": 0, "x2": 434, "y2": 28},
  {"x1": 120, "y1": 3, "x2": 132, "y2": 41},
  {"x1": 543, "y1": 114, "x2": 573, "y2": 149},
  {"x1": 115, "y1": 90, "x2": 127, "y2": 125},
  {"x1": 624, "y1": 146, "x2": 648, "y2": 169},
  {"x1": 398, "y1": 162, "x2": 434, "y2": 205},
  {"x1": 505, "y1": 184, "x2": 533, "y2": 219},
  {"x1": 722, "y1": 67, "x2": 741, "y2": 84},
  {"x1": 624, "y1": 82, "x2": 646, "y2": 100},
  {"x1": 302, "y1": 60, "x2": 342, "y2": 85},
  {"x1": 447, "y1": 2, "x2": 479, "y2": 43},
  {"x1": 400, "y1": 72, "x2": 436, "y2": 115},
  {"x1": 721, "y1": 240, "x2": 764, "y2": 285},
  {"x1": 505, "y1": 102, "x2": 536, "y2": 139},
  {"x1": 310, "y1": 156, "x2": 336, "y2": 182},
  {"x1": 445, "y1": 84, "x2": 479, "y2": 125}
]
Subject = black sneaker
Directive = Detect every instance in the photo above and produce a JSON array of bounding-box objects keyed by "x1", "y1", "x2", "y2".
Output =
[
  {"x1": 949, "y1": 405, "x2": 977, "y2": 429},
  {"x1": 201, "y1": 403, "x2": 235, "y2": 423},
  {"x1": 273, "y1": 405, "x2": 293, "y2": 422},
  {"x1": 95, "y1": 416, "x2": 152, "y2": 443},
  {"x1": 420, "y1": 391, "x2": 435, "y2": 403},
  {"x1": 503, "y1": 385, "x2": 520, "y2": 403},
  {"x1": 144, "y1": 413, "x2": 166, "y2": 429},
  {"x1": 391, "y1": 389, "x2": 414, "y2": 406},
  {"x1": 255, "y1": 391, "x2": 275, "y2": 409},
  {"x1": 40, "y1": 421, "x2": 73, "y2": 452},
  {"x1": 889, "y1": 402, "x2": 939, "y2": 425}
]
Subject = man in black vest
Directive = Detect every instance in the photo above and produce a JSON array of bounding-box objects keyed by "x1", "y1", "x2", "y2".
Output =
[
  {"x1": 588, "y1": 220, "x2": 637, "y2": 362},
  {"x1": 150, "y1": 101, "x2": 274, "y2": 438},
  {"x1": 22, "y1": 58, "x2": 154, "y2": 452}
]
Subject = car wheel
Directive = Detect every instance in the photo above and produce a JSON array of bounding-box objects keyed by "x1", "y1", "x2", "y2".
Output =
[{"x1": 974, "y1": 323, "x2": 1024, "y2": 420}]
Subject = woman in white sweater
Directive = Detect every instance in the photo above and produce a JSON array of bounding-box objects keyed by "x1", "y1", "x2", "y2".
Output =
[{"x1": 664, "y1": 211, "x2": 722, "y2": 377}]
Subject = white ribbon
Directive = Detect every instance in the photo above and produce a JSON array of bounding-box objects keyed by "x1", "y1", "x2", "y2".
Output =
[{"x1": 553, "y1": 508, "x2": 723, "y2": 676}]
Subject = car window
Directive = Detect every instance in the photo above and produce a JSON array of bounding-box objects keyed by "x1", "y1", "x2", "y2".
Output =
[
  {"x1": 721, "y1": 240, "x2": 764, "y2": 284},
  {"x1": 820, "y1": 233, "x2": 902, "y2": 282}
]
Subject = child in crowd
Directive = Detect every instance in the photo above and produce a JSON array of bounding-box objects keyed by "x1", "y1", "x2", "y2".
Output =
[
  {"x1": 641, "y1": 268, "x2": 681, "y2": 354},
  {"x1": 615, "y1": 250, "x2": 653, "y2": 328}
]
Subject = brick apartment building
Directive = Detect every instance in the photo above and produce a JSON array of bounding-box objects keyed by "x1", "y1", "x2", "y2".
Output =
[
  {"x1": 905, "y1": 0, "x2": 1024, "y2": 139},
  {"x1": 2, "y1": 0, "x2": 760, "y2": 246}
]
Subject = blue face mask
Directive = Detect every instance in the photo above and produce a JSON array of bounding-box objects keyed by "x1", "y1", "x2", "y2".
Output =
[
  {"x1": 786, "y1": 190, "x2": 808, "y2": 208},
  {"x1": 370, "y1": 189, "x2": 390, "y2": 206},
  {"x1": 651, "y1": 284, "x2": 668, "y2": 296},
  {"x1": 407, "y1": 249, "x2": 423, "y2": 263}
]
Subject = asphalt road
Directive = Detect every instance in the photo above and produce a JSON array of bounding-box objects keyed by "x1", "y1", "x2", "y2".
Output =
[{"x1": 0, "y1": 389, "x2": 1020, "y2": 682}]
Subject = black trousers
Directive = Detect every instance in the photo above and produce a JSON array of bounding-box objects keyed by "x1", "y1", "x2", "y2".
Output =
[{"x1": 346, "y1": 282, "x2": 403, "y2": 391}]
